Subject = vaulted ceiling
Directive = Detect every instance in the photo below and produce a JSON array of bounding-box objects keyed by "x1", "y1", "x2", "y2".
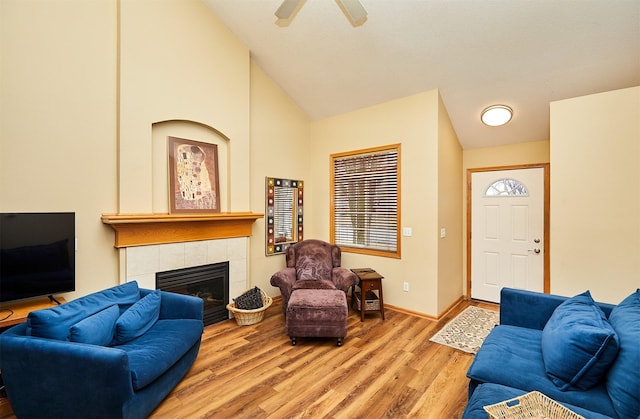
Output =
[{"x1": 206, "y1": 0, "x2": 640, "y2": 149}]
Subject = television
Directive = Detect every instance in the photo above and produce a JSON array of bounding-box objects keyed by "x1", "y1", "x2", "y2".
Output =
[{"x1": 0, "y1": 212, "x2": 75, "y2": 303}]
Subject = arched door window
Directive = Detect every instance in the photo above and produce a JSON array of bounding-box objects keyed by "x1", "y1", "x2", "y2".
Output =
[{"x1": 484, "y1": 178, "x2": 529, "y2": 197}]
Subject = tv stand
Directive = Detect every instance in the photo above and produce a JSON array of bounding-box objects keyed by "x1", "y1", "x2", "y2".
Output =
[
  {"x1": 48, "y1": 295, "x2": 62, "y2": 305},
  {"x1": 0, "y1": 296, "x2": 66, "y2": 329}
]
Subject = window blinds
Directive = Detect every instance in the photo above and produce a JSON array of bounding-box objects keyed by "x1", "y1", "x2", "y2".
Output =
[
  {"x1": 332, "y1": 148, "x2": 399, "y2": 253},
  {"x1": 273, "y1": 187, "x2": 294, "y2": 241}
]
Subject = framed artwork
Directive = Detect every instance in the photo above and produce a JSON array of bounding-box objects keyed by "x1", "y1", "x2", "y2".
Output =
[{"x1": 168, "y1": 137, "x2": 220, "y2": 213}]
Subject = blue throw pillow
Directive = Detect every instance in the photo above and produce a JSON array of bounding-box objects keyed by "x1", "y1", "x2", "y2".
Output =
[
  {"x1": 27, "y1": 280, "x2": 140, "y2": 340},
  {"x1": 68, "y1": 304, "x2": 119, "y2": 346},
  {"x1": 541, "y1": 290, "x2": 619, "y2": 391},
  {"x1": 606, "y1": 289, "x2": 640, "y2": 419},
  {"x1": 113, "y1": 290, "x2": 161, "y2": 345}
]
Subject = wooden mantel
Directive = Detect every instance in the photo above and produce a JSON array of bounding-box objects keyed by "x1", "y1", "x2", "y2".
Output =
[{"x1": 101, "y1": 212, "x2": 263, "y2": 248}]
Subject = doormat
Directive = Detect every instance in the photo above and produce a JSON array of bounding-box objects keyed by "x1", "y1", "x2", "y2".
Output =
[{"x1": 429, "y1": 306, "x2": 499, "y2": 354}]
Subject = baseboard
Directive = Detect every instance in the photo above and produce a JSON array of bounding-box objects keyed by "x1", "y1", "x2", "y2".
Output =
[{"x1": 385, "y1": 296, "x2": 466, "y2": 321}]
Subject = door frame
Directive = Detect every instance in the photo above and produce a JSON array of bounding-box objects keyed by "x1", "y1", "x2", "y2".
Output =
[{"x1": 466, "y1": 163, "x2": 551, "y2": 299}]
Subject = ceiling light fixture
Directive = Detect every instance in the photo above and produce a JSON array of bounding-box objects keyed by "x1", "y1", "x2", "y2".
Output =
[
  {"x1": 481, "y1": 105, "x2": 513, "y2": 127},
  {"x1": 275, "y1": 0, "x2": 367, "y2": 27}
]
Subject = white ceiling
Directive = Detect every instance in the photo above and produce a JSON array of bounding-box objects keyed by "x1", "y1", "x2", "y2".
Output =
[{"x1": 205, "y1": 0, "x2": 640, "y2": 149}]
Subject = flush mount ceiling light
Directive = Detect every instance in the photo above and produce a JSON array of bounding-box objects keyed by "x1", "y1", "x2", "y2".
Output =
[{"x1": 481, "y1": 105, "x2": 513, "y2": 126}]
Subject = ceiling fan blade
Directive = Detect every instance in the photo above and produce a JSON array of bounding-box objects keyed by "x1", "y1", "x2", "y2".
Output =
[
  {"x1": 338, "y1": 0, "x2": 367, "y2": 25},
  {"x1": 275, "y1": 0, "x2": 302, "y2": 19}
]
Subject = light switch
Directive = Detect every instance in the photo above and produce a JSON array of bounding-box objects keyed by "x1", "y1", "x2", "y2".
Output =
[
  {"x1": 440, "y1": 228, "x2": 446, "y2": 238},
  {"x1": 402, "y1": 227, "x2": 412, "y2": 237}
]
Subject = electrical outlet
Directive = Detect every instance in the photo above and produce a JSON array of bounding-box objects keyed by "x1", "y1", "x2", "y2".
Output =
[{"x1": 403, "y1": 282, "x2": 409, "y2": 292}]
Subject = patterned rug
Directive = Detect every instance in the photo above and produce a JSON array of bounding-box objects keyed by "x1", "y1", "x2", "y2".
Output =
[{"x1": 429, "y1": 306, "x2": 499, "y2": 354}]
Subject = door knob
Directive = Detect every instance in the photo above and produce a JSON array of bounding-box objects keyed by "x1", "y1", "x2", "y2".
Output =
[
  {"x1": 528, "y1": 248, "x2": 541, "y2": 254},
  {"x1": 534, "y1": 238, "x2": 540, "y2": 243}
]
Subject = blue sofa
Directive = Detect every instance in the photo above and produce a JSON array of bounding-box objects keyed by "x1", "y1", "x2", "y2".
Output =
[
  {"x1": 462, "y1": 288, "x2": 640, "y2": 419},
  {"x1": 0, "y1": 281, "x2": 204, "y2": 418}
]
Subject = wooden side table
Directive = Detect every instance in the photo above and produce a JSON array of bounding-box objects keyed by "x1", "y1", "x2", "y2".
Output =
[{"x1": 351, "y1": 268, "x2": 385, "y2": 321}]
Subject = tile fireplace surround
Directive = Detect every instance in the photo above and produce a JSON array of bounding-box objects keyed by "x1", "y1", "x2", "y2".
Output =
[
  {"x1": 124, "y1": 238, "x2": 244, "y2": 297},
  {"x1": 102, "y1": 213, "x2": 263, "y2": 309}
]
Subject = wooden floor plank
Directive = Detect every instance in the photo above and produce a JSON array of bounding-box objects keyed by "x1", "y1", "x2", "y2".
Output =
[{"x1": 0, "y1": 298, "x2": 497, "y2": 419}]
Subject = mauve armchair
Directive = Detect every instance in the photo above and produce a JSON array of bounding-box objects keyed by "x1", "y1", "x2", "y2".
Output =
[{"x1": 270, "y1": 239, "x2": 358, "y2": 314}]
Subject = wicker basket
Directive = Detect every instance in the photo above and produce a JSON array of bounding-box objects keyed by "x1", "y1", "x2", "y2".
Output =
[
  {"x1": 354, "y1": 290, "x2": 380, "y2": 311},
  {"x1": 483, "y1": 391, "x2": 585, "y2": 419},
  {"x1": 226, "y1": 289, "x2": 273, "y2": 326}
]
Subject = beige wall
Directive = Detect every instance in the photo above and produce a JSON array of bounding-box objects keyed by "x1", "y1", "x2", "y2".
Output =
[
  {"x1": 463, "y1": 140, "x2": 550, "y2": 170},
  {"x1": 0, "y1": 0, "x2": 255, "y2": 301},
  {"x1": 309, "y1": 90, "x2": 459, "y2": 317},
  {"x1": 248, "y1": 79, "x2": 467, "y2": 315},
  {"x1": 4, "y1": 0, "x2": 634, "y2": 314},
  {"x1": 437, "y1": 94, "x2": 464, "y2": 313},
  {"x1": 0, "y1": 0, "x2": 120, "y2": 298},
  {"x1": 550, "y1": 86, "x2": 640, "y2": 304},
  {"x1": 248, "y1": 62, "x2": 311, "y2": 295},
  {"x1": 119, "y1": 0, "x2": 250, "y2": 213}
]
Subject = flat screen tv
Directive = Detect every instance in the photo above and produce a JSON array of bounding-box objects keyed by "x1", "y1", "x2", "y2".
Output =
[{"x1": 0, "y1": 212, "x2": 75, "y2": 303}]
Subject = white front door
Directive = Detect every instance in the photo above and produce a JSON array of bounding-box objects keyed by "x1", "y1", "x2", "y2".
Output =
[{"x1": 471, "y1": 167, "x2": 545, "y2": 303}]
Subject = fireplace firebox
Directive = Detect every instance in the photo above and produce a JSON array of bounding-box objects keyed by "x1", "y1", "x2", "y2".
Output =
[{"x1": 156, "y1": 262, "x2": 229, "y2": 326}]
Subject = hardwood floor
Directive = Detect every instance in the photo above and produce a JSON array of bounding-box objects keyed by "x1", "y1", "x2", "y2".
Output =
[
  {"x1": 0, "y1": 299, "x2": 497, "y2": 419},
  {"x1": 150, "y1": 298, "x2": 496, "y2": 419}
]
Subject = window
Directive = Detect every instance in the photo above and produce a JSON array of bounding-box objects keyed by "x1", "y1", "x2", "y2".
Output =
[
  {"x1": 331, "y1": 144, "x2": 400, "y2": 258},
  {"x1": 484, "y1": 178, "x2": 529, "y2": 197},
  {"x1": 273, "y1": 182, "x2": 294, "y2": 242}
]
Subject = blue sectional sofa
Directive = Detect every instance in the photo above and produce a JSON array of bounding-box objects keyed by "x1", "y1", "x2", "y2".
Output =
[
  {"x1": 462, "y1": 288, "x2": 640, "y2": 419},
  {"x1": 0, "y1": 281, "x2": 204, "y2": 419}
]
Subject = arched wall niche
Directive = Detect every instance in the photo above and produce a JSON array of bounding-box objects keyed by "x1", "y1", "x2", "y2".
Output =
[{"x1": 152, "y1": 120, "x2": 230, "y2": 213}]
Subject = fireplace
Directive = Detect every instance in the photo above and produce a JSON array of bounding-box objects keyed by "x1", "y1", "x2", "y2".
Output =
[{"x1": 156, "y1": 262, "x2": 229, "y2": 326}]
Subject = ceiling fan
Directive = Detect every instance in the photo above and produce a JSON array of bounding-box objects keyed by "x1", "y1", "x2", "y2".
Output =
[{"x1": 275, "y1": 0, "x2": 368, "y2": 26}]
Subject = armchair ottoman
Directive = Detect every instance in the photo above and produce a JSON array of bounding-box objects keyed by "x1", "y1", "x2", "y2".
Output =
[
  {"x1": 270, "y1": 239, "x2": 358, "y2": 314},
  {"x1": 285, "y1": 289, "x2": 348, "y2": 346}
]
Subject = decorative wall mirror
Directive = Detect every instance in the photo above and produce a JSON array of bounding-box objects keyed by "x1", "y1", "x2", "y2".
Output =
[{"x1": 266, "y1": 177, "x2": 303, "y2": 255}]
